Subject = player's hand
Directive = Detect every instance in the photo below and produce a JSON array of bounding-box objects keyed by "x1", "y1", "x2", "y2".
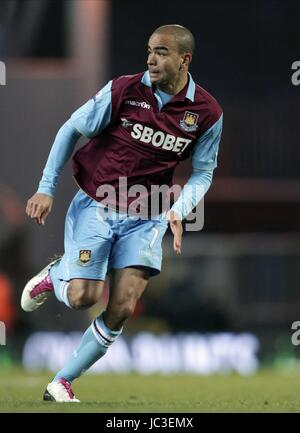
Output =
[
  {"x1": 167, "y1": 210, "x2": 183, "y2": 255},
  {"x1": 26, "y1": 193, "x2": 53, "y2": 226}
]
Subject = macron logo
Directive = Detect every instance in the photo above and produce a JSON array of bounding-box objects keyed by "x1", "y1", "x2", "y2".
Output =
[{"x1": 125, "y1": 100, "x2": 151, "y2": 109}]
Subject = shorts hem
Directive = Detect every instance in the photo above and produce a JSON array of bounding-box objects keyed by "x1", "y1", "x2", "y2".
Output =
[
  {"x1": 63, "y1": 274, "x2": 106, "y2": 281},
  {"x1": 110, "y1": 264, "x2": 161, "y2": 277}
]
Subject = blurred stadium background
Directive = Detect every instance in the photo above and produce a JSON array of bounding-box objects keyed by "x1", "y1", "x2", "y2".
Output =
[{"x1": 0, "y1": 0, "x2": 299, "y2": 383}]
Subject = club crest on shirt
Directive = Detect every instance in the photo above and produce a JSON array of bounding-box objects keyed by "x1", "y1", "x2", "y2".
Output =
[
  {"x1": 180, "y1": 111, "x2": 199, "y2": 132},
  {"x1": 77, "y1": 250, "x2": 92, "y2": 266}
]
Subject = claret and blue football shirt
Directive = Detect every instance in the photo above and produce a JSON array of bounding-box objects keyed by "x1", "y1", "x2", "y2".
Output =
[{"x1": 38, "y1": 71, "x2": 223, "y2": 219}]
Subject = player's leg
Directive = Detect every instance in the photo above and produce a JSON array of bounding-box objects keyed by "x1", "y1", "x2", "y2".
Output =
[
  {"x1": 104, "y1": 266, "x2": 150, "y2": 330},
  {"x1": 42, "y1": 197, "x2": 116, "y2": 402},
  {"x1": 43, "y1": 214, "x2": 167, "y2": 402},
  {"x1": 44, "y1": 266, "x2": 150, "y2": 402},
  {"x1": 21, "y1": 266, "x2": 104, "y2": 312},
  {"x1": 21, "y1": 190, "x2": 111, "y2": 312}
]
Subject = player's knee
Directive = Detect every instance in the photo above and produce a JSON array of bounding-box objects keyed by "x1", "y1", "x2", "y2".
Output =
[
  {"x1": 68, "y1": 280, "x2": 99, "y2": 310},
  {"x1": 68, "y1": 286, "x2": 91, "y2": 310}
]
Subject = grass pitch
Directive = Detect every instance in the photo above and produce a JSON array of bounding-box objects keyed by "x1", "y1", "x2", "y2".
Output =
[{"x1": 0, "y1": 368, "x2": 300, "y2": 412}]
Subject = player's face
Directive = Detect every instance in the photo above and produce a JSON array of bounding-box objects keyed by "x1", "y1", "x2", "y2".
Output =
[{"x1": 147, "y1": 33, "x2": 185, "y2": 89}]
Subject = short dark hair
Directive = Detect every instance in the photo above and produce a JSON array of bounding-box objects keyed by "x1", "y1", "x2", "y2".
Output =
[{"x1": 152, "y1": 24, "x2": 195, "y2": 54}]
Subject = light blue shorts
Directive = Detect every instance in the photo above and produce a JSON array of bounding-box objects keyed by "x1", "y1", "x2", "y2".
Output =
[{"x1": 57, "y1": 189, "x2": 168, "y2": 280}]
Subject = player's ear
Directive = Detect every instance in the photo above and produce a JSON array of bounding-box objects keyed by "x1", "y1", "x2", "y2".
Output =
[
  {"x1": 183, "y1": 53, "x2": 192, "y2": 67},
  {"x1": 180, "y1": 53, "x2": 192, "y2": 69},
  {"x1": 179, "y1": 56, "x2": 185, "y2": 70}
]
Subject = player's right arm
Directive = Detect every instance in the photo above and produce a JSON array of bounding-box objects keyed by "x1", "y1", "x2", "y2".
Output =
[{"x1": 27, "y1": 80, "x2": 113, "y2": 225}]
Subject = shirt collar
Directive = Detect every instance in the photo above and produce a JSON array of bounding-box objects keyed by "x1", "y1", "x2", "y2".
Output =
[{"x1": 141, "y1": 70, "x2": 195, "y2": 102}]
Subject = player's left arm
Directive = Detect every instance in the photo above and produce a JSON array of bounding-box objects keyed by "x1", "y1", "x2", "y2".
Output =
[{"x1": 169, "y1": 114, "x2": 223, "y2": 250}]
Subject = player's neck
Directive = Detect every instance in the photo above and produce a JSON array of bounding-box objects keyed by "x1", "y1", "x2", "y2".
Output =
[{"x1": 157, "y1": 73, "x2": 188, "y2": 96}]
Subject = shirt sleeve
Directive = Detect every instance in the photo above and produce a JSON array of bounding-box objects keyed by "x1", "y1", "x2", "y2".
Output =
[
  {"x1": 171, "y1": 114, "x2": 223, "y2": 219},
  {"x1": 37, "y1": 80, "x2": 113, "y2": 197},
  {"x1": 171, "y1": 169, "x2": 213, "y2": 220},
  {"x1": 37, "y1": 120, "x2": 81, "y2": 197},
  {"x1": 192, "y1": 114, "x2": 223, "y2": 170},
  {"x1": 70, "y1": 80, "x2": 113, "y2": 138}
]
